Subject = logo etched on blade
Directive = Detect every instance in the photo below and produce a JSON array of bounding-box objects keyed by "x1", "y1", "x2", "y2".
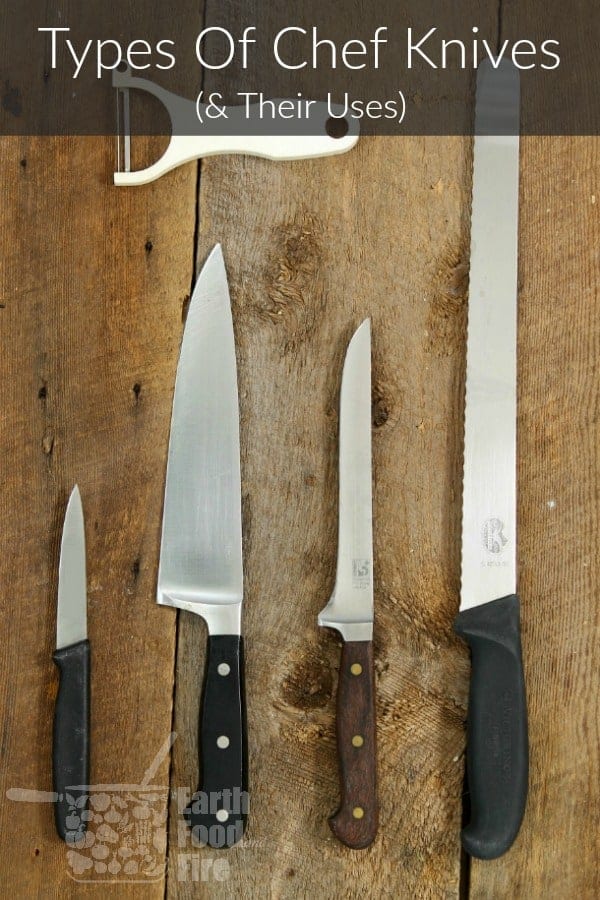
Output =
[
  {"x1": 352, "y1": 559, "x2": 371, "y2": 589},
  {"x1": 482, "y1": 518, "x2": 509, "y2": 554}
]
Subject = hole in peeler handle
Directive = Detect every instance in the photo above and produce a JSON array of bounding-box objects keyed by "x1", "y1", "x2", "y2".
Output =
[{"x1": 326, "y1": 116, "x2": 350, "y2": 139}]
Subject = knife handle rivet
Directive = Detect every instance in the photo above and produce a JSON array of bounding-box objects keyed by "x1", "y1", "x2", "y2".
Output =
[
  {"x1": 352, "y1": 735, "x2": 364, "y2": 748},
  {"x1": 352, "y1": 807, "x2": 364, "y2": 820},
  {"x1": 350, "y1": 663, "x2": 363, "y2": 676},
  {"x1": 217, "y1": 663, "x2": 231, "y2": 676},
  {"x1": 216, "y1": 735, "x2": 230, "y2": 749},
  {"x1": 216, "y1": 809, "x2": 229, "y2": 823}
]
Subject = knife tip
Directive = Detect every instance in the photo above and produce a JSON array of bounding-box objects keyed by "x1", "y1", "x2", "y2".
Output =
[
  {"x1": 190, "y1": 244, "x2": 228, "y2": 307},
  {"x1": 350, "y1": 317, "x2": 371, "y2": 346},
  {"x1": 205, "y1": 242, "x2": 224, "y2": 266},
  {"x1": 68, "y1": 484, "x2": 81, "y2": 506}
]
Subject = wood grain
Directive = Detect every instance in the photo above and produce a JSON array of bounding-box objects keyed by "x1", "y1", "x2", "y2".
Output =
[
  {"x1": 0, "y1": 135, "x2": 197, "y2": 895},
  {"x1": 467, "y1": 136, "x2": 600, "y2": 898},
  {"x1": 0, "y1": 11, "x2": 597, "y2": 899},
  {"x1": 167, "y1": 136, "x2": 472, "y2": 897}
]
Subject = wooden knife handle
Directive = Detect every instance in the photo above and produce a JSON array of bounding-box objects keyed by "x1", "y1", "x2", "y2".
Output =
[
  {"x1": 184, "y1": 634, "x2": 247, "y2": 848},
  {"x1": 329, "y1": 640, "x2": 378, "y2": 849},
  {"x1": 52, "y1": 639, "x2": 90, "y2": 843}
]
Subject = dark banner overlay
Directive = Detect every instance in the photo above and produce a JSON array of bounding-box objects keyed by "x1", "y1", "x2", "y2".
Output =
[{"x1": 0, "y1": 1, "x2": 598, "y2": 136}]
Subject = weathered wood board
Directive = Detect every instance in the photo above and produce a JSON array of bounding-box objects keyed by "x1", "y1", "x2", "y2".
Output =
[
  {"x1": 167, "y1": 136, "x2": 472, "y2": 897},
  {"x1": 0, "y1": 135, "x2": 197, "y2": 896},
  {"x1": 468, "y1": 137, "x2": 600, "y2": 900},
  {"x1": 0, "y1": 35, "x2": 599, "y2": 900}
]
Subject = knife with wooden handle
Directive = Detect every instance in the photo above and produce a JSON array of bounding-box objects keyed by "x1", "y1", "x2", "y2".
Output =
[
  {"x1": 455, "y1": 60, "x2": 528, "y2": 859},
  {"x1": 53, "y1": 485, "x2": 90, "y2": 843},
  {"x1": 157, "y1": 245, "x2": 247, "y2": 849},
  {"x1": 319, "y1": 319, "x2": 378, "y2": 849}
]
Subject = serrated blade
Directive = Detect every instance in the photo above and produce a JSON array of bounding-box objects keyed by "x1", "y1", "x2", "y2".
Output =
[
  {"x1": 319, "y1": 319, "x2": 373, "y2": 641},
  {"x1": 157, "y1": 244, "x2": 243, "y2": 635},
  {"x1": 460, "y1": 61, "x2": 520, "y2": 611},
  {"x1": 57, "y1": 485, "x2": 87, "y2": 649}
]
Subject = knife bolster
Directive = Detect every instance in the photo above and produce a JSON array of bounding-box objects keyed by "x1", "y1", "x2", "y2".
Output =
[
  {"x1": 454, "y1": 594, "x2": 528, "y2": 858},
  {"x1": 329, "y1": 640, "x2": 378, "y2": 849}
]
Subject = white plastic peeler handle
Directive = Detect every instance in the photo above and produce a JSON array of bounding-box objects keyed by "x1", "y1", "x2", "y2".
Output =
[{"x1": 113, "y1": 68, "x2": 360, "y2": 186}]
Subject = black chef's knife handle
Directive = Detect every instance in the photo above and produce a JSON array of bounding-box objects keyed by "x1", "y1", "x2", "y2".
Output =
[
  {"x1": 184, "y1": 634, "x2": 247, "y2": 848},
  {"x1": 52, "y1": 639, "x2": 90, "y2": 843},
  {"x1": 454, "y1": 594, "x2": 528, "y2": 859}
]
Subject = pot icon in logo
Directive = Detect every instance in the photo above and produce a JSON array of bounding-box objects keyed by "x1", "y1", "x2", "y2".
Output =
[{"x1": 482, "y1": 518, "x2": 508, "y2": 554}]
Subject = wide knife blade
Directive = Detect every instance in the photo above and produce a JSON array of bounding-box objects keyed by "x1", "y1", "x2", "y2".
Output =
[
  {"x1": 53, "y1": 485, "x2": 90, "y2": 843},
  {"x1": 454, "y1": 60, "x2": 528, "y2": 861},
  {"x1": 157, "y1": 243, "x2": 243, "y2": 633},
  {"x1": 158, "y1": 245, "x2": 247, "y2": 848},
  {"x1": 319, "y1": 319, "x2": 378, "y2": 849}
]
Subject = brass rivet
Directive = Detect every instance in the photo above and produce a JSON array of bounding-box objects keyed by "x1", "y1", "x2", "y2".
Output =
[
  {"x1": 350, "y1": 663, "x2": 363, "y2": 676},
  {"x1": 352, "y1": 807, "x2": 364, "y2": 819},
  {"x1": 352, "y1": 735, "x2": 364, "y2": 748}
]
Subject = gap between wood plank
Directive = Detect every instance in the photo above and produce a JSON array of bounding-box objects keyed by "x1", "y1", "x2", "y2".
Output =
[{"x1": 163, "y1": 153, "x2": 203, "y2": 899}]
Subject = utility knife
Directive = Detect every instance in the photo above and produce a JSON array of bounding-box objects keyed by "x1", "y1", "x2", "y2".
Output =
[
  {"x1": 319, "y1": 319, "x2": 378, "y2": 849},
  {"x1": 157, "y1": 245, "x2": 247, "y2": 848},
  {"x1": 53, "y1": 485, "x2": 90, "y2": 843},
  {"x1": 454, "y1": 60, "x2": 528, "y2": 859}
]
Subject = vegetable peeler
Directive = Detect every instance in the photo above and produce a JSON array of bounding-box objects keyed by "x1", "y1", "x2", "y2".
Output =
[{"x1": 113, "y1": 66, "x2": 360, "y2": 186}]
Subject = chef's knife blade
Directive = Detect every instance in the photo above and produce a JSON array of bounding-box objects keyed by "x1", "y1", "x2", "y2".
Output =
[
  {"x1": 455, "y1": 60, "x2": 528, "y2": 860},
  {"x1": 318, "y1": 319, "x2": 378, "y2": 849},
  {"x1": 53, "y1": 485, "x2": 90, "y2": 843},
  {"x1": 157, "y1": 244, "x2": 247, "y2": 848}
]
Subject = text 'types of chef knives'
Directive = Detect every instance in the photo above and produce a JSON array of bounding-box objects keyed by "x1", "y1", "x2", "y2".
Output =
[
  {"x1": 319, "y1": 319, "x2": 378, "y2": 849},
  {"x1": 157, "y1": 244, "x2": 247, "y2": 849},
  {"x1": 454, "y1": 60, "x2": 528, "y2": 860},
  {"x1": 53, "y1": 485, "x2": 90, "y2": 843}
]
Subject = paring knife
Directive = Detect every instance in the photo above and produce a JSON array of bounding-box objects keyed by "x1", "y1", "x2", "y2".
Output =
[
  {"x1": 53, "y1": 485, "x2": 90, "y2": 843},
  {"x1": 319, "y1": 319, "x2": 378, "y2": 849},
  {"x1": 454, "y1": 60, "x2": 528, "y2": 860},
  {"x1": 157, "y1": 245, "x2": 247, "y2": 848}
]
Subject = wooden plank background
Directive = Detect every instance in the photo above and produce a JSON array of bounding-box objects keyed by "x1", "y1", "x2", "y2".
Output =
[{"x1": 1, "y1": 16, "x2": 599, "y2": 900}]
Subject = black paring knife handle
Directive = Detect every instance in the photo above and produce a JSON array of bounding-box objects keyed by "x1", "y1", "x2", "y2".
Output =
[
  {"x1": 454, "y1": 594, "x2": 528, "y2": 859},
  {"x1": 330, "y1": 640, "x2": 378, "y2": 849},
  {"x1": 184, "y1": 634, "x2": 247, "y2": 848},
  {"x1": 52, "y1": 638, "x2": 90, "y2": 843}
]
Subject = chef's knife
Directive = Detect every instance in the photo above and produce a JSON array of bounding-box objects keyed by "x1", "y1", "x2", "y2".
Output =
[
  {"x1": 318, "y1": 319, "x2": 378, "y2": 849},
  {"x1": 455, "y1": 60, "x2": 528, "y2": 860},
  {"x1": 157, "y1": 244, "x2": 247, "y2": 848},
  {"x1": 53, "y1": 485, "x2": 90, "y2": 843}
]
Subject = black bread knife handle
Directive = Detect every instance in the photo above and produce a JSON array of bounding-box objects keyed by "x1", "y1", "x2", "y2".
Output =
[
  {"x1": 184, "y1": 634, "x2": 247, "y2": 848},
  {"x1": 454, "y1": 594, "x2": 528, "y2": 859},
  {"x1": 52, "y1": 638, "x2": 90, "y2": 843}
]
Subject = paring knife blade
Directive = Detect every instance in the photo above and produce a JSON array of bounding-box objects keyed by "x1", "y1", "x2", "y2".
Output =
[
  {"x1": 318, "y1": 319, "x2": 378, "y2": 849},
  {"x1": 157, "y1": 244, "x2": 247, "y2": 848},
  {"x1": 454, "y1": 60, "x2": 528, "y2": 860},
  {"x1": 53, "y1": 485, "x2": 90, "y2": 843}
]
